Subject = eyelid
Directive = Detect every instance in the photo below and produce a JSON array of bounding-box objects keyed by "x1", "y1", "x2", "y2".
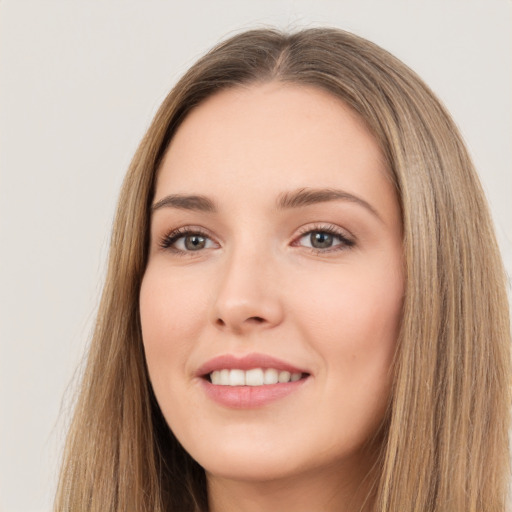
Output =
[
  {"x1": 157, "y1": 222, "x2": 355, "y2": 255},
  {"x1": 158, "y1": 225, "x2": 220, "y2": 254},
  {"x1": 291, "y1": 223, "x2": 355, "y2": 252}
]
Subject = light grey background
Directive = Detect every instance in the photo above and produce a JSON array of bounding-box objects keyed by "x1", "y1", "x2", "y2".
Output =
[{"x1": 1, "y1": 1, "x2": 510, "y2": 511}]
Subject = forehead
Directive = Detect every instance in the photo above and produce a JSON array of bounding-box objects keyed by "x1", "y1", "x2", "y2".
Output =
[{"x1": 155, "y1": 82, "x2": 393, "y2": 213}]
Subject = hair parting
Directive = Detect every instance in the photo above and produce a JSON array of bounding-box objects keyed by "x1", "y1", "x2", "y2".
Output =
[{"x1": 55, "y1": 27, "x2": 511, "y2": 512}]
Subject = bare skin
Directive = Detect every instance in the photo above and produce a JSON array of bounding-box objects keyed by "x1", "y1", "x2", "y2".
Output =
[{"x1": 140, "y1": 82, "x2": 403, "y2": 512}]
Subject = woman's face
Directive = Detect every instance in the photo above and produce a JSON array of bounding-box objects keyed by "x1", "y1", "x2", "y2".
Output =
[{"x1": 140, "y1": 82, "x2": 403, "y2": 484}]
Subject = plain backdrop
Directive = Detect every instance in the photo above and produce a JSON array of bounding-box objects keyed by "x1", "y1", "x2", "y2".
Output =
[{"x1": 1, "y1": 1, "x2": 511, "y2": 511}]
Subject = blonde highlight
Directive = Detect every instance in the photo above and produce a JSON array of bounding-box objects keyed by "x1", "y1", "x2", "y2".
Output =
[{"x1": 55, "y1": 28, "x2": 511, "y2": 512}]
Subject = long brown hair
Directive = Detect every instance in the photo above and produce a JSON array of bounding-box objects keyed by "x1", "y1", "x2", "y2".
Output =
[{"x1": 55, "y1": 28, "x2": 511, "y2": 512}]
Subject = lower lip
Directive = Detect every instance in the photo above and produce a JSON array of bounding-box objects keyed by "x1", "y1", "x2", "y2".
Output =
[{"x1": 200, "y1": 378, "x2": 308, "y2": 408}]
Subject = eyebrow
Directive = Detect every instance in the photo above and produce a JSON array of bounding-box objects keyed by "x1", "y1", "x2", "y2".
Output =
[
  {"x1": 276, "y1": 187, "x2": 382, "y2": 221},
  {"x1": 151, "y1": 194, "x2": 216, "y2": 213},
  {"x1": 151, "y1": 187, "x2": 381, "y2": 221}
]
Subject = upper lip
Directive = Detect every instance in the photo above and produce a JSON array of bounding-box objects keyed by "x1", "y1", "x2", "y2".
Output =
[{"x1": 196, "y1": 353, "x2": 309, "y2": 377}]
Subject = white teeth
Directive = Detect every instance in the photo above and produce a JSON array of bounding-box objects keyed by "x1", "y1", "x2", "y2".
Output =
[
  {"x1": 245, "y1": 368, "x2": 264, "y2": 386},
  {"x1": 278, "y1": 370, "x2": 291, "y2": 383},
  {"x1": 229, "y1": 369, "x2": 245, "y2": 386},
  {"x1": 264, "y1": 368, "x2": 279, "y2": 384},
  {"x1": 209, "y1": 368, "x2": 304, "y2": 386},
  {"x1": 220, "y1": 369, "x2": 230, "y2": 385}
]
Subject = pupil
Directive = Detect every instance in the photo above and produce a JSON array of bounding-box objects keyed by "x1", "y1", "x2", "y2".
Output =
[
  {"x1": 185, "y1": 235, "x2": 206, "y2": 250},
  {"x1": 311, "y1": 232, "x2": 333, "y2": 249}
]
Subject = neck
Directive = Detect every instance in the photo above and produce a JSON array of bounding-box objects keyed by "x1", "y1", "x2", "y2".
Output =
[{"x1": 207, "y1": 456, "x2": 378, "y2": 512}]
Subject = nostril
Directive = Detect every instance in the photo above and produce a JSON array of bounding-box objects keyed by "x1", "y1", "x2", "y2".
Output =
[
  {"x1": 214, "y1": 315, "x2": 267, "y2": 330},
  {"x1": 248, "y1": 316, "x2": 265, "y2": 323}
]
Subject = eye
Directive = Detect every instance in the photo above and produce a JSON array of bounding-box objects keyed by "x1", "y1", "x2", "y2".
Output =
[
  {"x1": 177, "y1": 234, "x2": 211, "y2": 251},
  {"x1": 295, "y1": 226, "x2": 355, "y2": 252},
  {"x1": 160, "y1": 228, "x2": 217, "y2": 253},
  {"x1": 303, "y1": 231, "x2": 338, "y2": 249}
]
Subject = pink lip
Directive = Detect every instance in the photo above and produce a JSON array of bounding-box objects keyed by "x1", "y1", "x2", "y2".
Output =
[
  {"x1": 196, "y1": 353, "x2": 310, "y2": 409},
  {"x1": 196, "y1": 353, "x2": 308, "y2": 377}
]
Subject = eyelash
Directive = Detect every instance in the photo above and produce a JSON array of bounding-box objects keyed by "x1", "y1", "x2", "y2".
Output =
[
  {"x1": 159, "y1": 226, "x2": 214, "y2": 254},
  {"x1": 294, "y1": 224, "x2": 355, "y2": 254},
  {"x1": 158, "y1": 224, "x2": 355, "y2": 256}
]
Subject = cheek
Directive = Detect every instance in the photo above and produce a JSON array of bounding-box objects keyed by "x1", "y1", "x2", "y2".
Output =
[
  {"x1": 293, "y1": 259, "x2": 403, "y2": 391},
  {"x1": 298, "y1": 257, "x2": 401, "y2": 330},
  {"x1": 139, "y1": 266, "x2": 208, "y2": 389}
]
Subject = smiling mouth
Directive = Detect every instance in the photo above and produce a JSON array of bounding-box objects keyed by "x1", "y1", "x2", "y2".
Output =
[{"x1": 206, "y1": 368, "x2": 308, "y2": 386}]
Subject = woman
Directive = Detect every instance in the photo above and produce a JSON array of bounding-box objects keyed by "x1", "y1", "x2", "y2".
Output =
[{"x1": 55, "y1": 28, "x2": 511, "y2": 512}]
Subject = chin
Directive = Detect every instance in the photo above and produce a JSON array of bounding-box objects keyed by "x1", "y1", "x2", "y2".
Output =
[
  {"x1": 182, "y1": 432, "x2": 300, "y2": 481},
  {"x1": 201, "y1": 452, "x2": 306, "y2": 483},
  {"x1": 184, "y1": 430, "x2": 364, "y2": 485}
]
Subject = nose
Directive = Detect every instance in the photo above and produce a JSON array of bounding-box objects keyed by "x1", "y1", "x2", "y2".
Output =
[{"x1": 210, "y1": 247, "x2": 284, "y2": 335}]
